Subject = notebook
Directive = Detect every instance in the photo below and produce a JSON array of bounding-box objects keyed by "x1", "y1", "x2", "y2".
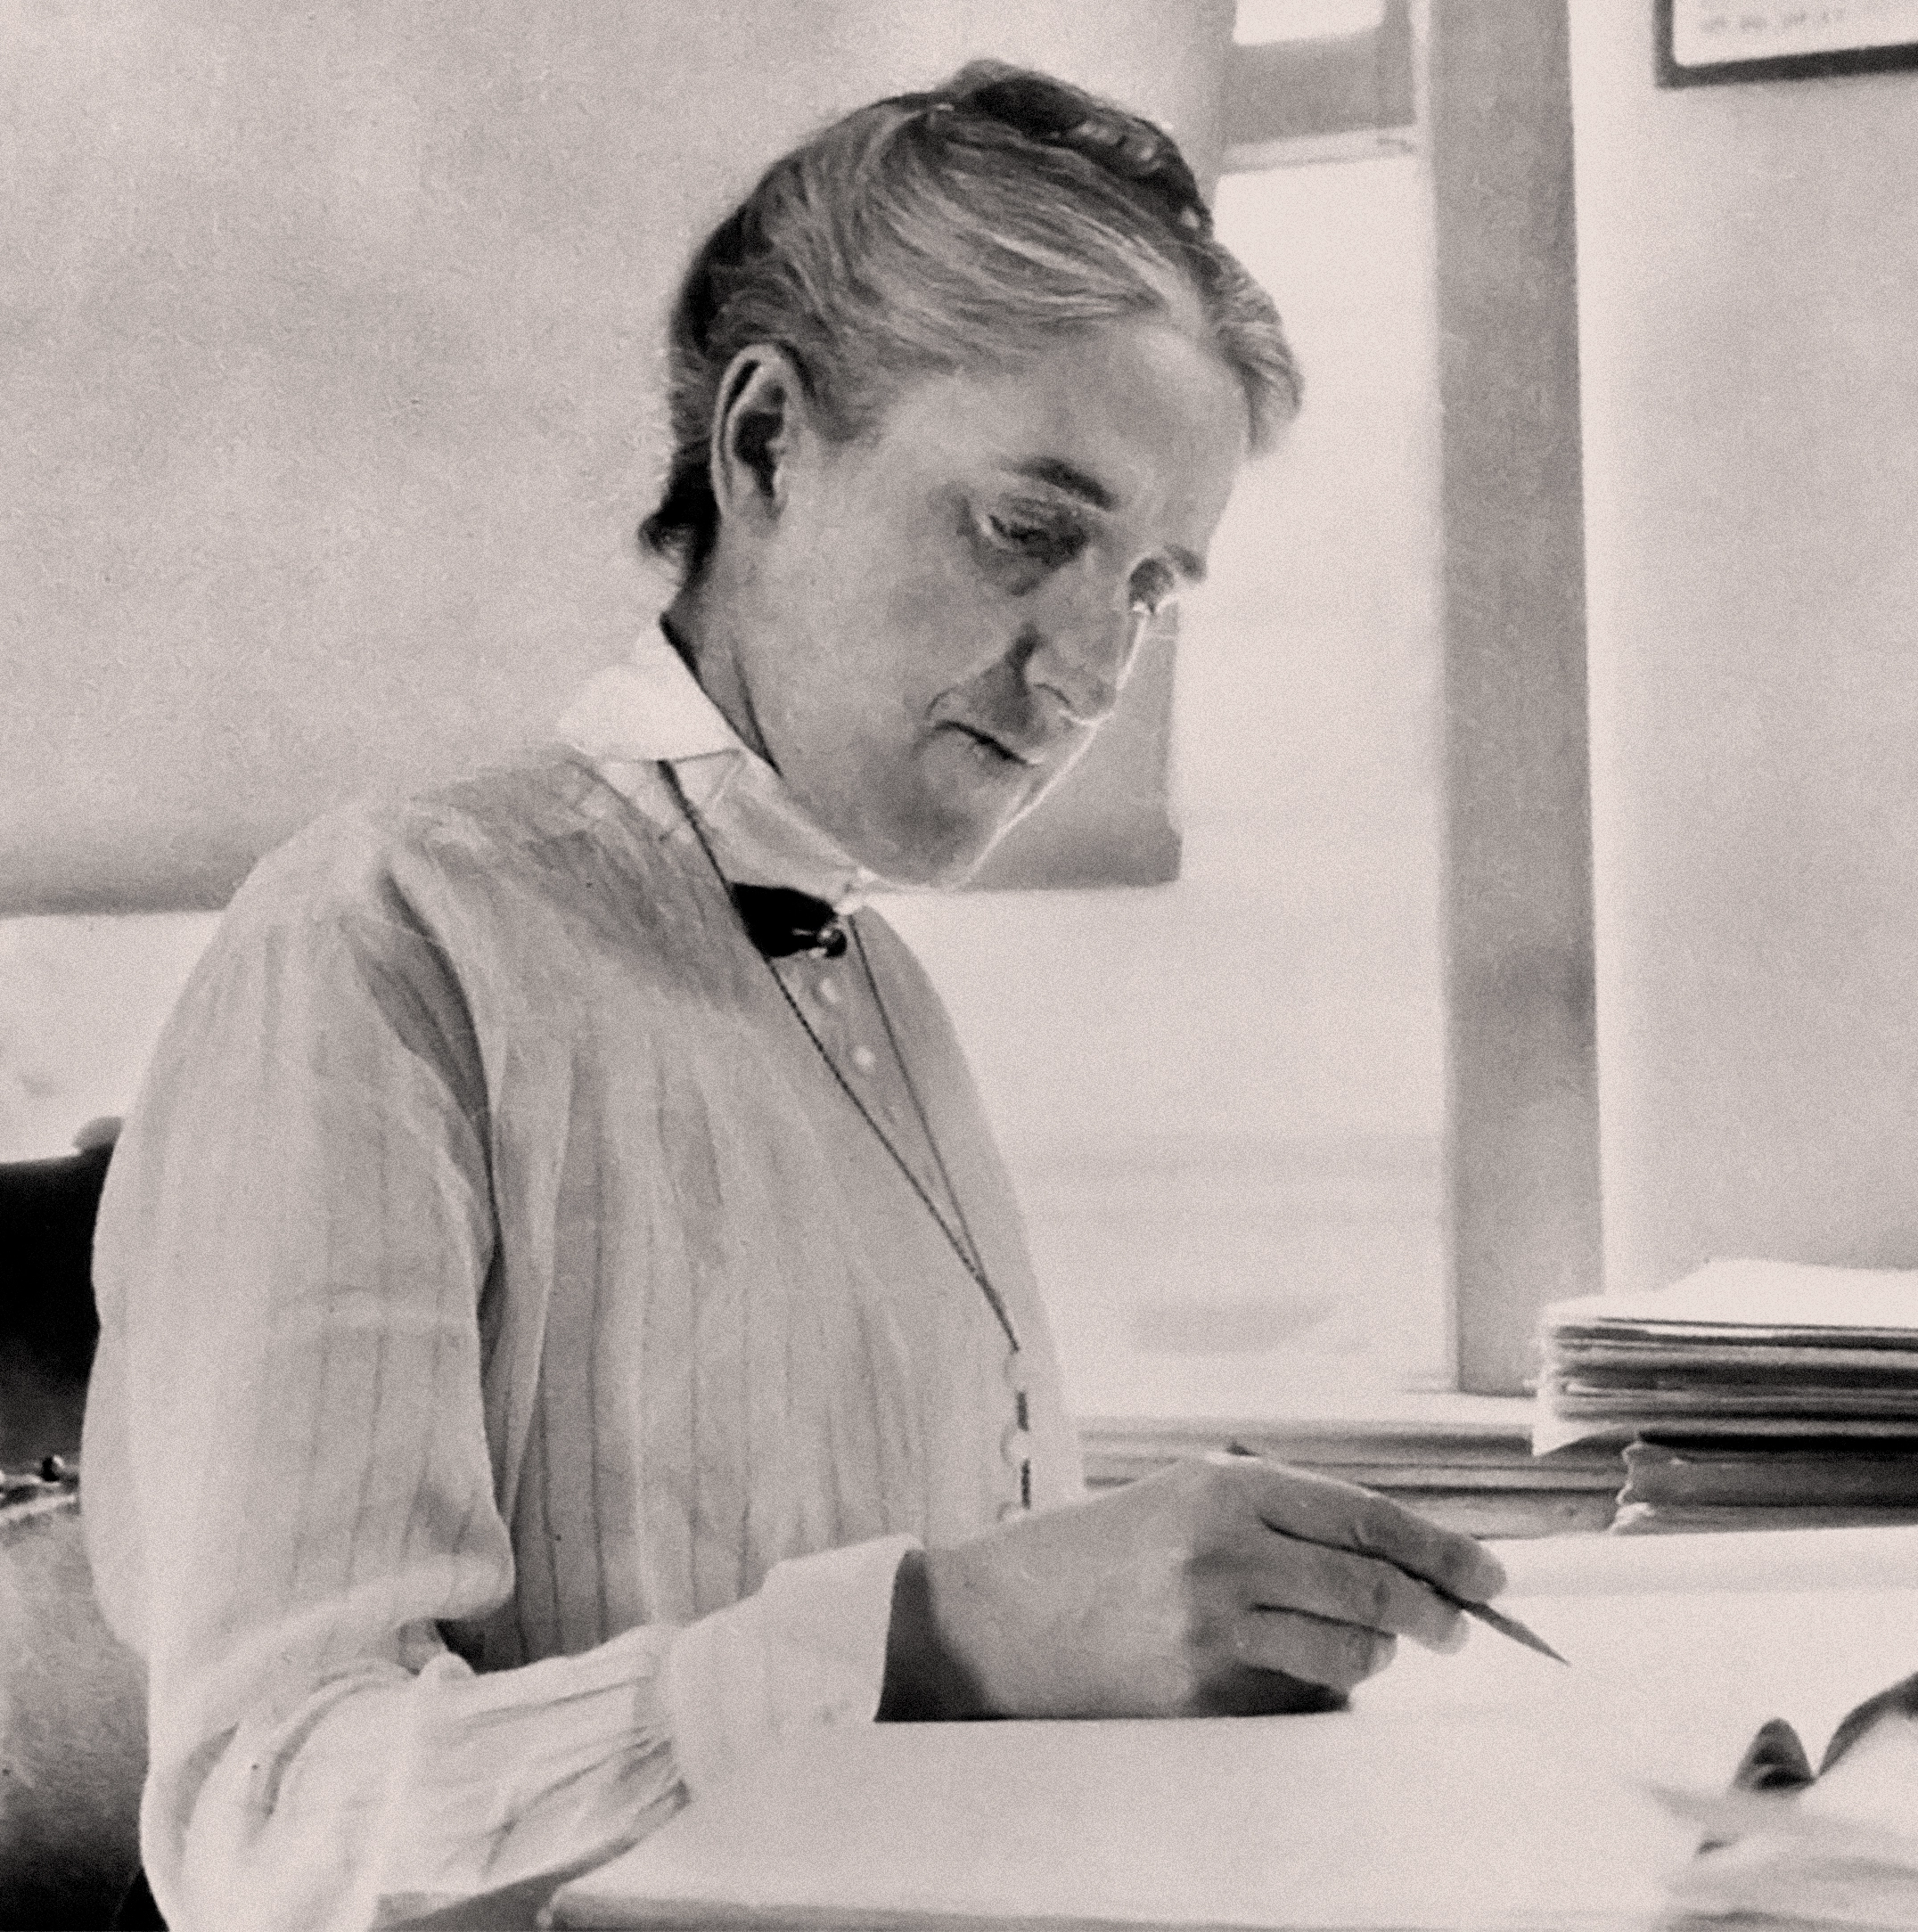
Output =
[{"x1": 545, "y1": 1526, "x2": 1918, "y2": 1930}]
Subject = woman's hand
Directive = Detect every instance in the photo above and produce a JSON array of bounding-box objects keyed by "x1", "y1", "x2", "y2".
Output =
[{"x1": 880, "y1": 1454, "x2": 1506, "y2": 1721}]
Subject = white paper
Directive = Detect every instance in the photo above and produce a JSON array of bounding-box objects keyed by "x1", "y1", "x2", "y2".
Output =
[
  {"x1": 1533, "y1": 1260, "x2": 1918, "y2": 1451},
  {"x1": 549, "y1": 1711, "x2": 1691, "y2": 1929},
  {"x1": 1547, "y1": 1259, "x2": 1918, "y2": 1335},
  {"x1": 1494, "y1": 1521, "x2": 1918, "y2": 1599},
  {"x1": 550, "y1": 1540, "x2": 1918, "y2": 1929},
  {"x1": 1671, "y1": 0, "x2": 1918, "y2": 69}
]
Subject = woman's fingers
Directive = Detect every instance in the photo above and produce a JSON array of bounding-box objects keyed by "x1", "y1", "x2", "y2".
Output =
[
  {"x1": 1233, "y1": 1604, "x2": 1399, "y2": 1693},
  {"x1": 1226, "y1": 1456, "x2": 1508, "y2": 1604},
  {"x1": 1226, "y1": 1537, "x2": 1468, "y2": 1652}
]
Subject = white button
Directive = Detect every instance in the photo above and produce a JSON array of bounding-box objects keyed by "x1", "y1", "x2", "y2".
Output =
[
  {"x1": 849, "y1": 1044, "x2": 876, "y2": 1073},
  {"x1": 816, "y1": 976, "x2": 842, "y2": 1007},
  {"x1": 1000, "y1": 1424, "x2": 1036, "y2": 1469},
  {"x1": 996, "y1": 1501, "x2": 1025, "y2": 1524}
]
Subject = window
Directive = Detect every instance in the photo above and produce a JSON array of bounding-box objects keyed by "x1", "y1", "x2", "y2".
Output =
[
  {"x1": 902, "y1": 164, "x2": 1447, "y2": 1422},
  {"x1": 0, "y1": 914, "x2": 218, "y2": 1162},
  {"x1": 896, "y1": 147, "x2": 1455, "y2": 1425},
  {"x1": 893, "y1": 0, "x2": 1600, "y2": 1439}
]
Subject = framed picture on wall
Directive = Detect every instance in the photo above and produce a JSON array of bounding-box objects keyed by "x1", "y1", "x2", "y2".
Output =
[{"x1": 1658, "y1": 0, "x2": 1918, "y2": 86}]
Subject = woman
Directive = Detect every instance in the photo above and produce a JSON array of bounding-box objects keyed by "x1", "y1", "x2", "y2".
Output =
[{"x1": 83, "y1": 62, "x2": 1504, "y2": 1931}]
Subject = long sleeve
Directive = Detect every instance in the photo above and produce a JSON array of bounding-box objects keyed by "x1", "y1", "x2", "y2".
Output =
[{"x1": 81, "y1": 851, "x2": 912, "y2": 1932}]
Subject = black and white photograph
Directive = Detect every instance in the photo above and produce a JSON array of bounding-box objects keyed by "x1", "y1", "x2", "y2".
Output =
[{"x1": 4, "y1": 3, "x2": 1917, "y2": 1928}]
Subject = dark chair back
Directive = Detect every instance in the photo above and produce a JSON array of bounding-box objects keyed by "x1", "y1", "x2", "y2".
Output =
[
  {"x1": 0, "y1": 1135, "x2": 150, "y2": 1927},
  {"x1": 1, "y1": 1486, "x2": 147, "y2": 1928},
  {"x1": 0, "y1": 1141, "x2": 113, "y2": 1470}
]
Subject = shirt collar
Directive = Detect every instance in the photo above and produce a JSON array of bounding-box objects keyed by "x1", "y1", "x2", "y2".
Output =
[{"x1": 554, "y1": 622, "x2": 886, "y2": 910}]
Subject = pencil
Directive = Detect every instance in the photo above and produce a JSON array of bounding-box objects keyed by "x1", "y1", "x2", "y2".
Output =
[{"x1": 1431, "y1": 1586, "x2": 1569, "y2": 1666}]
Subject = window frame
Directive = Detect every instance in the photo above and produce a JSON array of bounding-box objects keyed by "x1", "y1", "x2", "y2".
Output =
[{"x1": 1427, "y1": 0, "x2": 1600, "y2": 1396}]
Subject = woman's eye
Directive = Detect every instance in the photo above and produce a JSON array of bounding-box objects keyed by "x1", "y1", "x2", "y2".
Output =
[{"x1": 981, "y1": 510, "x2": 1083, "y2": 567}]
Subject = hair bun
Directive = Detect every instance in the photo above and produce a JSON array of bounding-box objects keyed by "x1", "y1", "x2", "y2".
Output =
[{"x1": 932, "y1": 62, "x2": 1211, "y2": 239}]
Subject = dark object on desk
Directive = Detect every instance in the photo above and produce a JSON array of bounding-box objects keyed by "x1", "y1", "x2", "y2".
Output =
[
  {"x1": 0, "y1": 1136, "x2": 113, "y2": 1469},
  {"x1": 1695, "y1": 1715, "x2": 1818, "y2": 1854},
  {"x1": 1612, "y1": 1432, "x2": 1918, "y2": 1533},
  {"x1": 1621, "y1": 1433, "x2": 1918, "y2": 1508}
]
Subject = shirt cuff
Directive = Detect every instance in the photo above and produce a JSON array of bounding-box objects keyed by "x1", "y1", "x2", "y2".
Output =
[{"x1": 659, "y1": 1534, "x2": 919, "y2": 1797}]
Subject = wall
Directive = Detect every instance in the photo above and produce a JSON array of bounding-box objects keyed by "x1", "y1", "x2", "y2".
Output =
[
  {"x1": 0, "y1": 913, "x2": 217, "y2": 1160},
  {"x1": 1, "y1": 0, "x2": 1230, "y2": 913},
  {"x1": 4, "y1": 3, "x2": 1457, "y2": 1415},
  {"x1": 1569, "y1": 5, "x2": 1918, "y2": 1296}
]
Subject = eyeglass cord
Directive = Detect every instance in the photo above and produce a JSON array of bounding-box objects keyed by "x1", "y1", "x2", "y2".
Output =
[{"x1": 660, "y1": 763, "x2": 1022, "y2": 1358}]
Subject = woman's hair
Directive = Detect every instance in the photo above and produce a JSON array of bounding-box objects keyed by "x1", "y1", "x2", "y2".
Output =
[{"x1": 640, "y1": 61, "x2": 1300, "y2": 579}]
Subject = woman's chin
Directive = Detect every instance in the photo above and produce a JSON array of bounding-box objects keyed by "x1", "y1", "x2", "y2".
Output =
[
  {"x1": 859, "y1": 801, "x2": 1023, "y2": 891},
  {"x1": 871, "y1": 834, "x2": 999, "y2": 892}
]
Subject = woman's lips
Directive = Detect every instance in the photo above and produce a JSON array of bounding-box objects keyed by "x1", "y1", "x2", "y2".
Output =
[{"x1": 946, "y1": 721, "x2": 1034, "y2": 767}]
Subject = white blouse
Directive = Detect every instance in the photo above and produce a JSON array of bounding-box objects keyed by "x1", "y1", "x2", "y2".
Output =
[{"x1": 82, "y1": 630, "x2": 1083, "y2": 1931}]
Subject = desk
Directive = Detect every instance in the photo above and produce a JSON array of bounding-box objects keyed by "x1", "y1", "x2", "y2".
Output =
[
  {"x1": 547, "y1": 1528, "x2": 1918, "y2": 1930},
  {"x1": 549, "y1": 1711, "x2": 1685, "y2": 1929}
]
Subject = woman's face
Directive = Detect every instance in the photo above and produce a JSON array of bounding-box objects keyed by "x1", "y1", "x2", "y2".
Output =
[{"x1": 725, "y1": 317, "x2": 1251, "y2": 887}]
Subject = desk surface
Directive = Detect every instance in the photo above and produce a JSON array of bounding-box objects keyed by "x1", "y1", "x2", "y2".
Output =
[
  {"x1": 548, "y1": 1533, "x2": 1918, "y2": 1931},
  {"x1": 548, "y1": 1706, "x2": 1686, "y2": 1930}
]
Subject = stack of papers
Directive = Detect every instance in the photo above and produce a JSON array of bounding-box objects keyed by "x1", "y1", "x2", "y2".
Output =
[{"x1": 1534, "y1": 1259, "x2": 1918, "y2": 1457}]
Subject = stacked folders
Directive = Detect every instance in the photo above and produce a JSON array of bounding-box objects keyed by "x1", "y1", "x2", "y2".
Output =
[{"x1": 1535, "y1": 1259, "x2": 1918, "y2": 1531}]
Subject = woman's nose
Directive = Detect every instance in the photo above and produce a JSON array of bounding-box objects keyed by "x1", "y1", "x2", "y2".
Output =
[{"x1": 1021, "y1": 584, "x2": 1148, "y2": 725}]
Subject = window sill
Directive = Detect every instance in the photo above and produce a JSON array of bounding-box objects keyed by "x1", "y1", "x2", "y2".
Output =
[{"x1": 1077, "y1": 1394, "x2": 1625, "y2": 1539}]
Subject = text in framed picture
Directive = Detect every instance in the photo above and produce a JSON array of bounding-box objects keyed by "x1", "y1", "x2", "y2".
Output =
[{"x1": 1658, "y1": 0, "x2": 1918, "y2": 86}]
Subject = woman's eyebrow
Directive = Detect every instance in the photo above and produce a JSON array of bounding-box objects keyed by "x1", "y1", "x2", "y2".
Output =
[{"x1": 1006, "y1": 456, "x2": 1117, "y2": 512}]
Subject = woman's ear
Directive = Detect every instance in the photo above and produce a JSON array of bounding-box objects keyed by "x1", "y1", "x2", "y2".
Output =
[{"x1": 709, "y1": 347, "x2": 812, "y2": 533}]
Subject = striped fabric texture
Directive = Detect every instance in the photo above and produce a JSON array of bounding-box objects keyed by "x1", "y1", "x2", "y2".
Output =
[{"x1": 82, "y1": 741, "x2": 1081, "y2": 1931}]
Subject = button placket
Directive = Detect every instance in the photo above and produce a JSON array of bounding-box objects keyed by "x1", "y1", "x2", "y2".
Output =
[{"x1": 1003, "y1": 1348, "x2": 1033, "y2": 1511}]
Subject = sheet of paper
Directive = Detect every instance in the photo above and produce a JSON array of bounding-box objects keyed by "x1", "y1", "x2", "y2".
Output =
[
  {"x1": 1368, "y1": 1585, "x2": 1918, "y2": 1791},
  {"x1": 1548, "y1": 1260, "x2": 1918, "y2": 1333},
  {"x1": 1660, "y1": 1717, "x2": 1918, "y2": 1924},
  {"x1": 1447, "y1": 1530, "x2": 1918, "y2": 1782},
  {"x1": 552, "y1": 1584, "x2": 1918, "y2": 1927},
  {"x1": 1495, "y1": 1520, "x2": 1918, "y2": 1598},
  {"x1": 549, "y1": 1532, "x2": 1918, "y2": 1929},
  {"x1": 550, "y1": 1709, "x2": 1690, "y2": 1929}
]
